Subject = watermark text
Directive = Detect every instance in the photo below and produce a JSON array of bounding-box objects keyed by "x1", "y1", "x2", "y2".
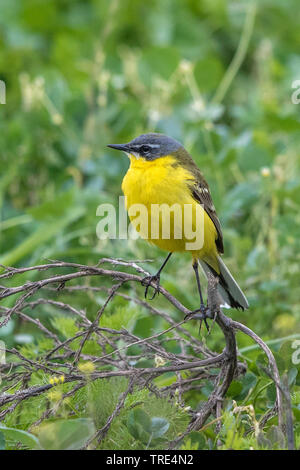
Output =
[{"x1": 96, "y1": 196, "x2": 205, "y2": 251}]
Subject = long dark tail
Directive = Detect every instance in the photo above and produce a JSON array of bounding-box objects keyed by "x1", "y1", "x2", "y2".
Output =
[{"x1": 199, "y1": 256, "x2": 249, "y2": 310}]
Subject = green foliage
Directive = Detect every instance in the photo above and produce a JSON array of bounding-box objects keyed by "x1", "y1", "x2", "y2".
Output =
[
  {"x1": 0, "y1": 431, "x2": 5, "y2": 450},
  {"x1": 37, "y1": 418, "x2": 95, "y2": 450},
  {"x1": 126, "y1": 408, "x2": 170, "y2": 446},
  {"x1": 0, "y1": 424, "x2": 41, "y2": 450},
  {"x1": 0, "y1": 419, "x2": 95, "y2": 450},
  {"x1": 51, "y1": 316, "x2": 79, "y2": 340},
  {"x1": 102, "y1": 306, "x2": 140, "y2": 331}
]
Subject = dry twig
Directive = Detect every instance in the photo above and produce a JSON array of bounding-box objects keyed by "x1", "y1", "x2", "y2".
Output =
[{"x1": 0, "y1": 258, "x2": 285, "y2": 448}]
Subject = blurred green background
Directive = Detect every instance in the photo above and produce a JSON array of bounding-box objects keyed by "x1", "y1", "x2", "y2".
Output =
[{"x1": 0, "y1": 0, "x2": 300, "y2": 344}]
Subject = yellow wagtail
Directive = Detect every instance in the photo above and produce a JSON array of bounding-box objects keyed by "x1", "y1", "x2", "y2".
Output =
[{"x1": 108, "y1": 133, "x2": 248, "y2": 322}]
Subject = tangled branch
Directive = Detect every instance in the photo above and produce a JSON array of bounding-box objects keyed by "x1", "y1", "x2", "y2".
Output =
[{"x1": 0, "y1": 258, "x2": 285, "y2": 448}]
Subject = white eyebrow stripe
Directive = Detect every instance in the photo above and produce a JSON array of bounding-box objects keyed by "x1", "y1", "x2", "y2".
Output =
[{"x1": 135, "y1": 144, "x2": 160, "y2": 149}]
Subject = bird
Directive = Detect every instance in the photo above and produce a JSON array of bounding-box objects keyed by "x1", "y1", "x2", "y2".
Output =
[{"x1": 107, "y1": 133, "x2": 249, "y2": 324}]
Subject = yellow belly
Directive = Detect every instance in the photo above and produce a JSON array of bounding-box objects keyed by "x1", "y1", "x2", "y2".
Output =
[{"x1": 121, "y1": 155, "x2": 218, "y2": 263}]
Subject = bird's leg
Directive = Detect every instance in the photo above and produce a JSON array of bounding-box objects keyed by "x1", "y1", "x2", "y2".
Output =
[
  {"x1": 185, "y1": 261, "x2": 211, "y2": 331},
  {"x1": 142, "y1": 252, "x2": 172, "y2": 300}
]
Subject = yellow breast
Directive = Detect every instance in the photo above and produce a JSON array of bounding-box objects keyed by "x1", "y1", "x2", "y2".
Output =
[{"x1": 121, "y1": 154, "x2": 218, "y2": 258}]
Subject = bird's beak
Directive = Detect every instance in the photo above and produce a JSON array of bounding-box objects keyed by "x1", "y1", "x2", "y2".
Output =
[{"x1": 107, "y1": 143, "x2": 129, "y2": 152}]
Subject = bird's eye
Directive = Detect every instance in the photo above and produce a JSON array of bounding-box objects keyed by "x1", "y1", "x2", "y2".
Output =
[{"x1": 140, "y1": 145, "x2": 151, "y2": 154}]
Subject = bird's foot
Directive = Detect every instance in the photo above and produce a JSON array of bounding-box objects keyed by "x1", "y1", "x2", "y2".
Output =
[
  {"x1": 141, "y1": 274, "x2": 161, "y2": 300},
  {"x1": 185, "y1": 304, "x2": 212, "y2": 332}
]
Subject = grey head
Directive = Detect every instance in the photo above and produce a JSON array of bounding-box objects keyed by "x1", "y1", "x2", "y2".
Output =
[{"x1": 107, "y1": 133, "x2": 183, "y2": 160}]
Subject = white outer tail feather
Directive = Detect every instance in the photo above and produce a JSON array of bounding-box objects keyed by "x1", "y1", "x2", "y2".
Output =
[{"x1": 199, "y1": 256, "x2": 249, "y2": 310}]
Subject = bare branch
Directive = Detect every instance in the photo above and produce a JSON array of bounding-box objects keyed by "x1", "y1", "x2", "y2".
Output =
[{"x1": 0, "y1": 258, "x2": 287, "y2": 449}]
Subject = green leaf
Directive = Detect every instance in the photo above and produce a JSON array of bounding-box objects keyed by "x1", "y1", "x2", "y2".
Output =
[
  {"x1": 0, "y1": 425, "x2": 41, "y2": 450},
  {"x1": 150, "y1": 417, "x2": 169, "y2": 439},
  {"x1": 37, "y1": 418, "x2": 95, "y2": 450},
  {"x1": 292, "y1": 407, "x2": 300, "y2": 421},
  {"x1": 256, "y1": 354, "x2": 270, "y2": 377},
  {"x1": 273, "y1": 352, "x2": 288, "y2": 374},
  {"x1": 0, "y1": 431, "x2": 5, "y2": 450},
  {"x1": 287, "y1": 367, "x2": 298, "y2": 386},
  {"x1": 127, "y1": 408, "x2": 151, "y2": 433},
  {"x1": 266, "y1": 383, "x2": 277, "y2": 404},
  {"x1": 184, "y1": 431, "x2": 206, "y2": 450},
  {"x1": 241, "y1": 372, "x2": 257, "y2": 393},
  {"x1": 127, "y1": 408, "x2": 152, "y2": 443},
  {"x1": 227, "y1": 380, "x2": 243, "y2": 397}
]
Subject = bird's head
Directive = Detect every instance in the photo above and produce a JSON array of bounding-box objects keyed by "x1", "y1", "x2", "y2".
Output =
[{"x1": 107, "y1": 133, "x2": 183, "y2": 160}]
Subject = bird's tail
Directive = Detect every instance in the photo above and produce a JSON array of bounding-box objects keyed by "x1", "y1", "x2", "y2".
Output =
[{"x1": 199, "y1": 255, "x2": 249, "y2": 310}]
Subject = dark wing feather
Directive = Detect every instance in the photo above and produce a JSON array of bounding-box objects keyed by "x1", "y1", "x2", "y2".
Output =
[
  {"x1": 190, "y1": 179, "x2": 224, "y2": 254},
  {"x1": 171, "y1": 148, "x2": 224, "y2": 254}
]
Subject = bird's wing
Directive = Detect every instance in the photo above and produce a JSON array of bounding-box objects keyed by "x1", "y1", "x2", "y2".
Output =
[{"x1": 189, "y1": 178, "x2": 224, "y2": 254}]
